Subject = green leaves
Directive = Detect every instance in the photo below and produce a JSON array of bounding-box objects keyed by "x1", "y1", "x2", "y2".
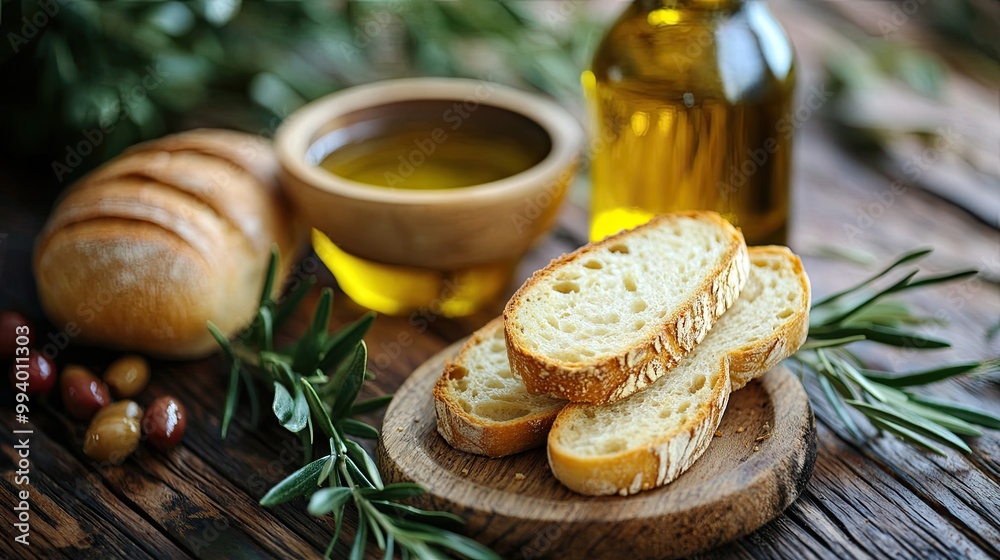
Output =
[
  {"x1": 211, "y1": 248, "x2": 496, "y2": 560},
  {"x1": 860, "y1": 363, "x2": 980, "y2": 387},
  {"x1": 793, "y1": 248, "x2": 999, "y2": 457},
  {"x1": 272, "y1": 381, "x2": 310, "y2": 433},
  {"x1": 260, "y1": 456, "x2": 329, "y2": 507}
]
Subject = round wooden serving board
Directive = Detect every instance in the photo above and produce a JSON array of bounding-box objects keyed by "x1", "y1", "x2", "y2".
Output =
[{"x1": 377, "y1": 338, "x2": 817, "y2": 559}]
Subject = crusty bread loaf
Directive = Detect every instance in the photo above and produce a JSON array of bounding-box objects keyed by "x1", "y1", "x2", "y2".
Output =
[
  {"x1": 504, "y1": 212, "x2": 749, "y2": 404},
  {"x1": 33, "y1": 129, "x2": 305, "y2": 359},
  {"x1": 547, "y1": 246, "x2": 810, "y2": 495},
  {"x1": 434, "y1": 318, "x2": 566, "y2": 457}
]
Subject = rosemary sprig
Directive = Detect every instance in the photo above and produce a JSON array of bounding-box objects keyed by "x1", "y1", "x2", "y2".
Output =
[
  {"x1": 791, "y1": 248, "x2": 1000, "y2": 455},
  {"x1": 209, "y1": 249, "x2": 499, "y2": 560}
]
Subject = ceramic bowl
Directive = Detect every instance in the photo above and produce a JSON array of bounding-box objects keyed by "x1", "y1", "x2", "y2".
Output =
[{"x1": 275, "y1": 78, "x2": 583, "y2": 270}]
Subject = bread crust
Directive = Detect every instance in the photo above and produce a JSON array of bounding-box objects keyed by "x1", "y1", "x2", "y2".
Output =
[
  {"x1": 548, "y1": 362, "x2": 730, "y2": 496},
  {"x1": 504, "y1": 212, "x2": 749, "y2": 404},
  {"x1": 33, "y1": 129, "x2": 305, "y2": 359},
  {"x1": 547, "y1": 246, "x2": 811, "y2": 495},
  {"x1": 433, "y1": 318, "x2": 566, "y2": 458}
]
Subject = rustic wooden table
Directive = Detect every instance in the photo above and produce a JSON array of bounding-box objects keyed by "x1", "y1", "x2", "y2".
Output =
[{"x1": 1, "y1": 1, "x2": 998, "y2": 559}]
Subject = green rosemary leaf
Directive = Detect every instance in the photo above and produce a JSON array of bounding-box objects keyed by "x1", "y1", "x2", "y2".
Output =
[
  {"x1": 274, "y1": 276, "x2": 316, "y2": 330},
  {"x1": 366, "y1": 506, "x2": 387, "y2": 550},
  {"x1": 339, "y1": 418, "x2": 380, "y2": 439},
  {"x1": 800, "y1": 336, "x2": 867, "y2": 350},
  {"x1": 208, "y1": 321, "x2": 236, "y2": 361},
  {"x1": 362, "y1": 482, "x2": 426, "y2": 501},
  {"x1": 396, "y1": 519, "x2": 501, "y2": 560},
  {"x1": 324, "y1": 509, "x2": 343, "y2": 560},
  {"x1": 239, "y1": 367, "x2": 260, "y2": 426},
  {"x1": 260, "y1": 455, "x2": 329, "y2": 506},
  {"x1": 905, "y1": 270, "x2": 978, "y2": 290},
  {"x1": 350, "y1": 395, "x2": 393, "y2": 415},
  {"x1": 809, "y1": 324, "x2": 951, "y2": 349},
  {"x1": 818, "y1": 373, "x2": 863, "y2": 439},
  {"x1": 845, "y1": 400, "x2": 971, "y2": 452},
  {"x1": 868, "y1": 416, "x2": 947, "y2": 456},
  {"x1": 258, "y1": 247, "x2": 279, "y2": 308},
  {"x1": 299, "y1": 428, "x2": 313, "y2": 464},
  {"x1": 904, "y1": 395, "x2": 1000, "y2": 430},
  {"x1": 373, "y1": 501, "x2": 464, "y2": 524},
  {"x1": 258, "y1": 306, "x2": 274, "y2": 353},
  {"x1": 841, "y1": 300, "x2": 935, "y2": 327},
  {"x1": 318, "y1": 312, "x2": 376, "y2": 373},
  {"x1": 384, "y1": 534, "x2": 395, "y2": 560},
  {"x1": 294, "y1": 288, "x2": 333, "y2": 372},
  {"x1": 345, "y1": 437, "x2": 384, "y2": 490},
  {"x1": 272, "y1": 381, "x2": 295, "y2": 426},
  {"x1": 895, "y1": 401, "x2": 982, "y2": 437},
  {"x1": 307, "y1": 487, "x2": 352, "y2": 516},
  {"x1": 318, "y1": 453, "x2": 336, "y2": 485},
  {"x1": 216, "y1": 327, "x2": 242, "y2": 439},
  {"x1": 287, "y1": 382, "x2": 311, "y2": 433},
  {"x1": 860, "y1": 363, "x2": 981, "y2": 387},
  {"x1": 812, "y1": 248, "x2": 931, "y2": 308},
  {"x1": 831, "y1": 356, "x2": 892, "y2": 402},
  {"x1": 331, "y1": 342, "x2": 369, "y2": 421},
  {"x1": 301, "y1": 379, "x2": 337, "y2": 438},
  {"x1": 349, "y1": 514, "x2": 367, "y2": 560},
  {"x1": 813, "y1": 270, "x2": 918, "y2": 327}
]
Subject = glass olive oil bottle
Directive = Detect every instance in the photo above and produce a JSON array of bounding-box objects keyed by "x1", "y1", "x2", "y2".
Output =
[{"x1": 585, "y1": 0, "x2": 795, "y2": 244}]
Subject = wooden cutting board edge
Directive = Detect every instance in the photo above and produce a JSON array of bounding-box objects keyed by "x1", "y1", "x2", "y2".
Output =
[{"x1": 377, "y1": 337, "x2": 817, "y2": 559}]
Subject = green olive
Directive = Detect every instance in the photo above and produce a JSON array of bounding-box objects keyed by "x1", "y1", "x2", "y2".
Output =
[
  {"x1": 83, "y1": 400, "x2": 142, "y2": 463},
  {"x1": 103, "y1": 355, "x2": 150, "y2": 398}
]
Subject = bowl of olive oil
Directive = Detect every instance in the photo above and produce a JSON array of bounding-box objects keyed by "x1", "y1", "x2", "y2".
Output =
[{"x1": 276, "y1": 78, "x2": 583, "y2": 317}]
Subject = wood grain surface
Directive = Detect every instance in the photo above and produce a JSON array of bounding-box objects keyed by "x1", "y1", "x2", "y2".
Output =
[
  {"x1": 0, "y1": 1, "x2": 998, "y2": 559},
  {"x1": 378, "y1": 339, "x2": 817, "y2": 559}
]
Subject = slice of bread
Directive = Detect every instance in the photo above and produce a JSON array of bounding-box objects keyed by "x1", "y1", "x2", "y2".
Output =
[
  {"x1": 434, "y1": 318, "x2": 567, "y2": 458},
  {"x1": 547, "y1": 246, "x2": 810, "y2": 496},
  {"x1": 504, "y1": 211, "x2": 749, "y2": 404}
]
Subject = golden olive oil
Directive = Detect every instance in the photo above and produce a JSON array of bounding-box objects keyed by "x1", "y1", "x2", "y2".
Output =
[
  {"x1": 586, "y1": 0, "x2": 795, "y2": 244},
  {"x1": 311, "y1": 102, "x2": 551, "y2": 317}
]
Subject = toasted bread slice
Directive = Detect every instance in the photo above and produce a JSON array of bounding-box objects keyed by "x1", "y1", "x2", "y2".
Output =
[
  {"x1": 547, "y1": 246, "x2": 810, "y2": 495},
  {"x1": 504, "y1": 212, "x2": 749, "y2": 404},
  {"x1": 433, "y1": 318, "x2": 567, "y2": 457}
]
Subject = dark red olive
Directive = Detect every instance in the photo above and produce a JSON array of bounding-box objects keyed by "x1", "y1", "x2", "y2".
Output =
[
  {"x1": 61, "y1": 365, "x2": 111, "y2": 420},
  {"x1": 142, "y1": 396, "x2": 187, "y2": 451},
  {"x1": 9, "y1": 353, "x2": 56, "y2": 395},
  {"x1": 0, "y1": 310, "x2": 32, "y2": 358}
]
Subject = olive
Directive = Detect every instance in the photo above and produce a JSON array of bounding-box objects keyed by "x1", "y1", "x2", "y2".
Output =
[
  {"x1": 9, "y1": 353, "x2": 56, "y2": 395},
  {"x1": 142, "y1": 396, "x2": 187, "y2": 452},
  {"x1": 0, "y1": 310, "x2": 31, "y2": 358},
  {"x1": 61, "y1": 365, "x2": 111, "y2": 420},
  {"x1": 83, "y1": 400, "x2": 143, "y2": 463},
  {"x1": 103, "y1": 355, "x2": 150, "y2": 398}
]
